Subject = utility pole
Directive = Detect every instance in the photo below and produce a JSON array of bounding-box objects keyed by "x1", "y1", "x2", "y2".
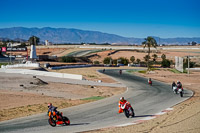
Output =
[{"x1": 187, "y1": 56, "x2": 190, "y2": 76}]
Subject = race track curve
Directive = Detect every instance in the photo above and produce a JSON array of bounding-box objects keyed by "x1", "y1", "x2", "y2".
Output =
[{"x1": 0, "y1": 69, "x2": 193, "y2": 133}]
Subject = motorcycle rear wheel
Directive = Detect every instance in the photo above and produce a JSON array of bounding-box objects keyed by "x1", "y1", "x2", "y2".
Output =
[
  {"x1": 180, "y1": 92, "x2": 183, "y2": 97},
  {"x1": 63, "y1": 116, "x2": 70, "y2": 125}
]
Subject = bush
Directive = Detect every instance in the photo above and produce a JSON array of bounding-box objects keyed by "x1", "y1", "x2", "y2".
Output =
[
  {"x1": 118, "y1": 57, "x2": 129, "y2": 65},
  {"x1": 93, "y1": 60, "x2": 100, "y2": 65},
  {"x1": 61, "y1": 56, "x2": 76, "y2": 63},
  {"x1": 103, "y1": 57, "x2": 112, "y2": 64},
  {"x1": 161, "y1": 59, "x2": 171, "y2": 67},
  {"x1": 183, "y1": 58, "x2": 196, "y2": 68}
]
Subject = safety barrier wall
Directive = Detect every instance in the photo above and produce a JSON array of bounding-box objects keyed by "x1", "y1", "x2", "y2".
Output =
[
  {"x1": 0, "y1": 68, "x2": 83, "y2": 80},
  {"x1": 50, "y1": 64, "x2": 92, "y2": 70},
  {"x1": 1, "y1": 63, "x2": 40, "y2": 68}
]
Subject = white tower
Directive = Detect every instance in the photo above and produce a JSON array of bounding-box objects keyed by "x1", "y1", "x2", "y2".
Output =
[
  {"x1": 45, "y1": 40, "x2": 49, "y2": 45},
  {"x1": 30, "y1": 45, "x2": 37, "y2": 59}
]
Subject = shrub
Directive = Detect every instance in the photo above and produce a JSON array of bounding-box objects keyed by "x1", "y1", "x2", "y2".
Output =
[
  {"x1": 62, "y1": 56, "x2": 76, "y2": 63},
  {"x1": 93, "y1": 60, "x2": 100, "y2": 65},
  {"x1": 103, "y1": 57, "x2": 112, "y2": 64},
  {"x1": 161, "y1": 59, "x2": 171, "y2": 67},
  {"x1": 118, "y1": 57, "x2": 129, "y2": 65}
]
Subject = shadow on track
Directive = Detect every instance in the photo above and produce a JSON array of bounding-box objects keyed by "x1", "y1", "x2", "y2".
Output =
[
  {"x1": 70, "y1": 123, "x2": 90, "y2": 126},
  {"x1": 134, "y1": 115, "x2": 155, "y2": 118}
]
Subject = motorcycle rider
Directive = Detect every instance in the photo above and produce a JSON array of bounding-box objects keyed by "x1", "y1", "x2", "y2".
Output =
[
  {"x1": 119, "y1": 70, "x2": 122, "y2": 75},
  {"x1": 118, "y1": 97, "x2": 129, "y2": 113},
  {"x1": 177, "y1": 81, "x2": 183, "y2": 91},
  {"x1": 148, "y1": 78, "x2": 152, "y2": 84},
  {"x1": 48, "y1": 103, "x2": 63, "y2": 119},
  {"x1": 172, "y1": 81, "x2": 177, "y2": 89}
]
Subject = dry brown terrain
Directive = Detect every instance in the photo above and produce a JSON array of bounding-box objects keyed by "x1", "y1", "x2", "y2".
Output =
[{"x1": 0, "y1": 74, "x2": 125, "y2": 121}]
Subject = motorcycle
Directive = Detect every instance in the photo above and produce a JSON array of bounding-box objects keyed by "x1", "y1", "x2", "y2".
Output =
[
  {"x1": 119, "y1": 70, "x2": 122, "y2": 75},
  {"x1": 173, "y1": 86, "x2": 178, "y2": 94},
  {"x1": 48, "y1": 110, "x2": 70, "y2": 127},
  {"x1": 177, "y1": 88, "x2": 183, "y2": 97},
  {"x1": 121, "y1": 102, "x2": 135, "y2": 118},
  {"x1": 148, "y1": 80, "x2": 152, "y2": 86}
]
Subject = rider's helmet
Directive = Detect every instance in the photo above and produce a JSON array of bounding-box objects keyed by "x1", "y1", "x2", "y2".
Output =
[
  {"x1": 120, "y1": 97, "x2": 124, "y2": 102},
  {"x1": 177, "y1": 81, "x2": 180, "y2": 84},
  {"x1": 48, "y1": 103, "x2": 52, "y2": 108}
]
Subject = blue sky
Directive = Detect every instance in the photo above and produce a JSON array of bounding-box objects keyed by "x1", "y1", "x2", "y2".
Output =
[{"x1": 0, "y1": 0, "x2": 199, "y2": 38}]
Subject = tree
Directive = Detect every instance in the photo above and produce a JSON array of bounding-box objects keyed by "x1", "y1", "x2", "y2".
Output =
[
  {"x1": 161, "y1": 59, "x2": 171, "y2": 68},
  {"x1": 61, "y1": 56, "x2": 76, "y2": 63},
  {"x1": 130, "y1": 56, "x2": 135, "y2": 63},
  {"x1": 136, "y1": 58, "x2": 141, "y2": 64},
  {"x1": 93, "y1": 60, "x2": 100, "y2": 65},
  {"x1": 142, "y1": 36, "x2": 157, "y2": 70},
  {"x1": 152, "y1": 54, "x2": 158, "y2": 62},
  {"x1": 103, "y1": 57, "x2": 112, "y2": 64},
  {"x1": 144, "y1": 55, "x2": 151, "y2": 62},
  {"x1": 118, "y1": 57, "x2": 129, "y2": 65},
  {"x1": 144, "y1": 55, "x2": 151, "y2": 68},
  {"x1": 191, "y1": 41, "x2": 197, "y2": 46},
  {"x1": 28, "y1": 36, "x2": 40, "y2": 45},
  {"x1": 161, "y1": 54, "x2": 166, "y2": 60}
]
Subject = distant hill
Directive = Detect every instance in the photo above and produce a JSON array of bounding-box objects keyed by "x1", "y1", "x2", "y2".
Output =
[{"x1": 0, "y1": 27, "x2": 199, "y2": 45}]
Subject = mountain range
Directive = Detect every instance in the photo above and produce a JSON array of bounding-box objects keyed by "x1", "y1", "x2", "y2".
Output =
[{"x1": 0, "y1": 27, "x2": 199, "y2": 45}]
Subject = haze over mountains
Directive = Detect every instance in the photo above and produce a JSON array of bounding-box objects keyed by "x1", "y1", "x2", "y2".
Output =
[{"x1": 0, "y1": 27, "x2": 199, "y2": 45}]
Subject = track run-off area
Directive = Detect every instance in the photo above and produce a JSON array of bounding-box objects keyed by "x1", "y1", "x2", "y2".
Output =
[{"x1": 0, "y1": 69, "x2": 193, "y2": 133}]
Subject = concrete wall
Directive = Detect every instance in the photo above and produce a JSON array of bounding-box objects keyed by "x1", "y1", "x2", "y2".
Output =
[
  {"x1": 1, "y1": 62, "x2": 40, "y2": 68},
  {"x1": 0, "y1": 68, "x2": 82, "y2": 80},
  {"x1": 175, "y1": 56, "x2": 183, "y2": 72}
]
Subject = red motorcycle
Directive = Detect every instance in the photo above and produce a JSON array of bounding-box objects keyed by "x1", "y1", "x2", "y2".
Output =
[
  {"x1": 121, "y1": 102, "x2": 135, "y2": 118},
  {"x1": 119, "y1": 70, "x2": 122, "y2": 75},
  {"x1": 48, "y1": 110, "x2": 70, "y2": 127},
  {"x1": 148, "y1": 80, "x2": 152, "y2": 86},
  {"x1": 148, "y1": 78, "x2": 152, "y2": 86}
]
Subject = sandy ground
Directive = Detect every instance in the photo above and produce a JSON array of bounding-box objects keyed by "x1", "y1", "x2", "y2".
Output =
[
  {"x1": 0, "y1": 74, "x2": 125, "y2": 121},
  {"x1": 85, "y1": 69, "x2": 200, "y2": 133}
]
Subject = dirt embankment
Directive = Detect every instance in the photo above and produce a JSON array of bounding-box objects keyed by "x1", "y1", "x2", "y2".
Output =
[{"x1": 0, "y1": 73, "x2": 125, "y2": 121}]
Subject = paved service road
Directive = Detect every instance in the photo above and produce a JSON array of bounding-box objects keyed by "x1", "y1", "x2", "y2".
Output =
[{"x1": 0, "y1": 69, "x2": 193, "y2": 133}]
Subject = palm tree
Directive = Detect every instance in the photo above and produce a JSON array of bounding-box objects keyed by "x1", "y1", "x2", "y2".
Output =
[{"x1": 142, "y1": 36, "x2": 157, "y2": 70}]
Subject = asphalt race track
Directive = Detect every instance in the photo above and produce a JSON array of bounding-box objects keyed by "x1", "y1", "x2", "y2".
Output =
[{"x1": 0, "y1": 69, "x2": 193, "y2": 133}]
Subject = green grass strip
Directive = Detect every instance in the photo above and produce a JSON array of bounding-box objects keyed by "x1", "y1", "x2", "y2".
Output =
[{"x1": 81, "y1": 96, "x2": 105, "y2": 101}]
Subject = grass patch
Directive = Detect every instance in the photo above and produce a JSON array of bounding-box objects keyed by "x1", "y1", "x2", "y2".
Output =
[
  {"x1": 0, "y1": 63, "x2": 8, "y2": 67},
  {"x1": 81, "y1": 96, "x2": 105, "y2": 101},
  {"x1": 170, "y1": 69, "x2": 182, "y2": 73},
  {"x1": 138, "y1": 70, "x2": 147, "y2": 73},
  {"x1": 126, "y1": 70, "x2": 139, "y2": 73}
]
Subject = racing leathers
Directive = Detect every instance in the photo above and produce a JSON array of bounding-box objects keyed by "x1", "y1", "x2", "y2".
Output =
[{"x1": 118, "y1": 100, "x2": 128, "y2": 113}]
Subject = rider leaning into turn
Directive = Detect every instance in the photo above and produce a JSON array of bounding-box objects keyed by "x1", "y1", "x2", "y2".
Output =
[
  {"x1": 118, "y1": 97, "x2": 129, "y2": 113},
  {"x1": 172, "y1": 81, "x2": 177, "y2": 89},
  {"x1": 48, "y1": 103, "x2": 63, "y2": 118},
  {"x1": 177, "y1": 81, "x2": 183, "y2": 90}
]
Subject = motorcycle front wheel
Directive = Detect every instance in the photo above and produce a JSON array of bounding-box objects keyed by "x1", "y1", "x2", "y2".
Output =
[
  {"x1": 124, "y1": 109, "x2": 130, "y2": 118},
  {"x1": 131, "y1": 108, "x2": 135, "y2": 117},
  {"x1": 48, "y1": 118, "x2": 56, "y2": 127}
]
